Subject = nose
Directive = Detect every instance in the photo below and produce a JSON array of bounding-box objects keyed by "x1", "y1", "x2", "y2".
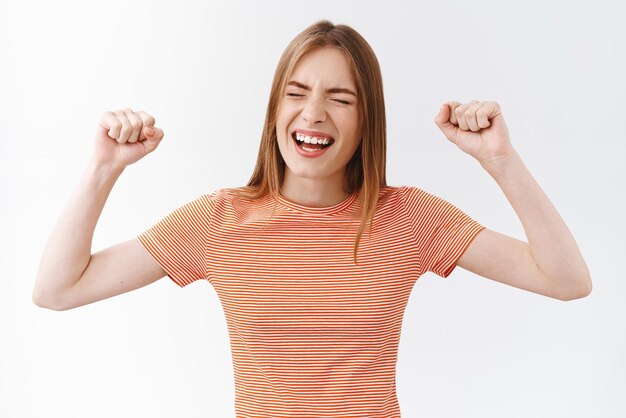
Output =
[{"x1": 301, "y1": 96, "x2": 327, "y2": 124}]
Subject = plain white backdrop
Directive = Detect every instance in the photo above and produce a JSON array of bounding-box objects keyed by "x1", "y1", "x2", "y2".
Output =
[{"x1": 1, "y1": 0, "x2": 624, "y2": 417}]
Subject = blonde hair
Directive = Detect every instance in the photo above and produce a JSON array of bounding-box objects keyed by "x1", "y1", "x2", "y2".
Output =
[{"x1": 231, "y1": 19, "x2": 387, "y2": 264}]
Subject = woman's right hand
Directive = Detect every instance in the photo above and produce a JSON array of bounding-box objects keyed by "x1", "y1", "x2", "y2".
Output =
[{"x1": 92, "y1": 108, "x2": 164, "y2": 170}]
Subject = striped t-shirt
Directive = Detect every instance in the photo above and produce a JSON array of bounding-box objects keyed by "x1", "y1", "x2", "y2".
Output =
[{"x1": 137, "y1": 185, "x2": 485, "y2": 417}]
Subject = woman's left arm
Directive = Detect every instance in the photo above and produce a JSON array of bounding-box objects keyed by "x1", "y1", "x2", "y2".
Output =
[{"x1": 434, "y1": 100, "x2": 592, "y2": 301}]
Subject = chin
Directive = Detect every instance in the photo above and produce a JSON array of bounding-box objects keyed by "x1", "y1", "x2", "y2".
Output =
[{"x1": 288, "y1": 168, "x2": 327, "y2": 179}]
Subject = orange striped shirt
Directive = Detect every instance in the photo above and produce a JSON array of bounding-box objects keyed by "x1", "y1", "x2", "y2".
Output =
[{"x1": 137, "y1": 185, "x2": 485, "y2": 417}]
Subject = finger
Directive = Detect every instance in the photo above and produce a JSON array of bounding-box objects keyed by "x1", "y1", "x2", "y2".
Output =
[
  {"x1": 454, "y1": 102, "x2": 471, "y2": 131},
  {"x1": 135, "y1": 111, "x2": 156, "y2": 141},
  {"x1": 447, "y1": 101, "x2": 462, "y2": 126},
  {"x1": 139, "y1": 126, "x2": 163, "y2": 141},
  {"x1": 434, "y1": 103, "x2": 458, "y2": 142},
  {"x1": 141, "y1": 127, "x2": 165, "y2": 154},
  {"x1": 148, "y1": 127, "x2": 165, "y2": 143},
  {"x1": 146, "y1": 126, "x2": 164, "y2": 141},
  {"x1": 464, "y1": 100, "x2": 483, "y2": 132},
  {"x1": 135, "y1": 110, "x2": 156, "y2": 128},
  {"x1": 482, "y1": 101, "x2": 502, "y2": 123},
  {"x1": 99, "y1": 111, "x2": 122, "y2": 140},
  {"x1": 476, "y1": 101, "x2": 492, "y2": 129},
  {"x1": 114, "y1": 109, "x2": 133, "y2": 143},
  {"x1": 122, "y1": 108, "x2": 143, "y2": 143}
]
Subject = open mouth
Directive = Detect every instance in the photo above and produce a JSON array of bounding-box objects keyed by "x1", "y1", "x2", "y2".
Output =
[{"x1": 291, "y1": 131, "x2": 335, "y2": 151}]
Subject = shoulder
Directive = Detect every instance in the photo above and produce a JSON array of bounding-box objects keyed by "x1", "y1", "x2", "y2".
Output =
[
  {"x1": 391, "y1": 185, "x2": 449, "y2": 205},
  {"x1": 183, "y1": 188, "x2": 240, "y2": 218},
  {"x1": 202, "y1": 186, "x2": 274, "y2": 219},
  {"x1": 368, "y1": 185, "x2": 427, "y2": 217},
  {"x1": 381, "y1": 185, "x2": 430, "y2": 205},
  {"x1": 381, "y1": 185, "x2": 459, "y2": 218},
  {"x1": 204, "y1": 186, "x2": 270, "y2": 206},
  {"x1": 203, "y1": 186, "x2": 252, "y2": 205}
]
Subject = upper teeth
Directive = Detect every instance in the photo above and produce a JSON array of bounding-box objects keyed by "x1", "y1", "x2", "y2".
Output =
[{"x1": 295, "y1": 132, "x2": 332, "y2": 145}]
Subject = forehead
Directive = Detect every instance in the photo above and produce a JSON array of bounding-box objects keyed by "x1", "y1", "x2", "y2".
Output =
[{"x1": 289, "y1": 46, "x2": 356, "y2": 89}]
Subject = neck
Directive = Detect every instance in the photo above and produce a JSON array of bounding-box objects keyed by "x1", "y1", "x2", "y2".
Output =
[{"x1": 280, "y1": 169, "x2": 350, "y2": 208}]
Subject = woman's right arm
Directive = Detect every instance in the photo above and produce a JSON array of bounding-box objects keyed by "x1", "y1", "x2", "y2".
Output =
[{"x1": 32, "y1": 109, "x2": 166, "y2": 311}]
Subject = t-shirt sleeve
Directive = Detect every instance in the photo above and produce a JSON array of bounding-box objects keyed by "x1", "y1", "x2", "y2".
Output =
[
  {"x1": 399, "y1": 186, "x2": 486, "y2": 278},
  {"x1": 136, "y1": 192, "x2": 216, "y2": 288}
]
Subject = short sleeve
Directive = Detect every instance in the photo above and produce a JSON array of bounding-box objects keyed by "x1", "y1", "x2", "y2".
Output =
[
  {"x1": 136, "y1": 193, "x2": 216, "y2": 288},
  {"x1": 398, "y1": 186, "x2": 486, "y2": 278}
]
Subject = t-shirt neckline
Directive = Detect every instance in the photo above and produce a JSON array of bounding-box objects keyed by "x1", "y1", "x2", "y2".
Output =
[{"x1": 275, "y1": 191, "x2": 358, "y2": 215}]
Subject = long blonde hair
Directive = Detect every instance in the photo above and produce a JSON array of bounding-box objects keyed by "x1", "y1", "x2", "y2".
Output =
[{"x1": 231, "y1": 19, "x2": 387, "y2": 264}]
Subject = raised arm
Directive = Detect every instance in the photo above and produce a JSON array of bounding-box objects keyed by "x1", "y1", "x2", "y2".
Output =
[
  {"x1": 434, "y1": 100, "x2": 592, "y2": 301},
  {"x1": 33, "y1": 109, "x2": 166, "y2": 310}
]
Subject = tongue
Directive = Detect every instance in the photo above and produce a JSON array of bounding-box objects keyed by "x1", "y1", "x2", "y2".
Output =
[{"x1": 301, "y1": 142, "x2": 324, "y2": 150}]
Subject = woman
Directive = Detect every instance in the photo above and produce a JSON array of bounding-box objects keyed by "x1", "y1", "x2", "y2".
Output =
[{"x1": 33, "y1": 19, "x2": 591, "y2": 417}]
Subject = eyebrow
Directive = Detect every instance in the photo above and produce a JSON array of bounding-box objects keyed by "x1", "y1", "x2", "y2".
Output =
[{"x1": 287, "y1": 80, "x2": 357, "y2": 97}]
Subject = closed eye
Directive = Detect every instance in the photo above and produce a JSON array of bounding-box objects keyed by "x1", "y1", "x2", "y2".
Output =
[{"x1": 287, "y1": 93, "x2": 351, "y2": 105}]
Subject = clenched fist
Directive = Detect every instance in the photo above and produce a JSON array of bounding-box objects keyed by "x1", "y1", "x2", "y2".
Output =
[
  {"x1": 93, "y1": 108, "x2": 164, "y2": 170},
  {"x1": 434, "y1": 100, "x2": 515, "y2": 167}
]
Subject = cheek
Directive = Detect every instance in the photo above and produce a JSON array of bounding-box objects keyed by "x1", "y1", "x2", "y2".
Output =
[
  {"x1": 276, "y1": 104, "x2": 298, "y2": 129},
  {"x1": 338, "y1": 114, "x2": 360, "y2": 139}
]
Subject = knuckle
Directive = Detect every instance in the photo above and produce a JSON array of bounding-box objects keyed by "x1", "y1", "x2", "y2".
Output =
[
  {"x1": 114, "y1": 110, "x2": 126, "y2": 121},
  {"x1": 137, "y1": 111, "x2": 155, "y2": 125}
]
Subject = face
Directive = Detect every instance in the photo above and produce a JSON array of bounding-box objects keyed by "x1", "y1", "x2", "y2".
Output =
[{"x1": 275, "y1": 46, "x2": 361, "y2": 189}]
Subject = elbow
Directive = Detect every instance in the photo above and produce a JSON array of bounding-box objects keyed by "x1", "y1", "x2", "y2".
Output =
[
  {"x1": 559, "y1": 276, "x2": 593, "y2": 301},
  {"x1": 574, "y1": 265, "x2": 593, "y2": 299},
  {"x1": 32, "y1": 287, "x2": 70, "y2": 311},
  {"x1": 577, "y1": 277, "x2": 593, "y2": 299}
]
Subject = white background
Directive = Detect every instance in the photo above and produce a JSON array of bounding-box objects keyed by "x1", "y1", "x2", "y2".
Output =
[{"x1": 1, "y1": 0, "x2": 624, "y2": 417}]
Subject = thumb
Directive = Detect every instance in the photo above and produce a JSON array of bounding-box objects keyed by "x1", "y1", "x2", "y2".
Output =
[
  {"x1": 143, "y1": 126, "x2": 163, "y2": 140},
  {"x1": 141, "y1": 126, "x2": 164, "y2": 154},
  {"x1": 434, "y1": 103, "x2": 458, "y2": 142}
]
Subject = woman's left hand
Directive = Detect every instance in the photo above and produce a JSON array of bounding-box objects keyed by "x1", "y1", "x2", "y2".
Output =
[{"x1": 434, "y1": 100, "x2": 515, "y2": 166}]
